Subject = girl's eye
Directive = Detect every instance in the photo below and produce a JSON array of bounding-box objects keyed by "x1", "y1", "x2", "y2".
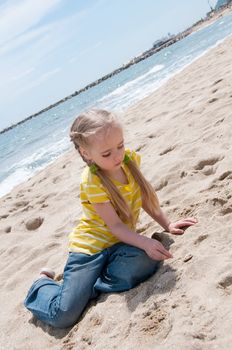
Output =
[
  {"x1": 118, "y1": 144, "x2": 124, "y2": 149},
  {"x1": 102, "y1": 153, "x2": 111, "y2": 158}
]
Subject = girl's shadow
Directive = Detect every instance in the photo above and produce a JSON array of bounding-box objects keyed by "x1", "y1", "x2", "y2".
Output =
[
  {"x1": 124, "y1": 231, "x2": 176, "y2": 312},
  {"x1": 98, "y1": 231, "x2": 177, "y2": 313},
  {"x1": 28, "y1": 316, "x2": 71, "y2": 338},
  {"x1": 28, "y1": 231, "x2": 176, "y2": 335}
]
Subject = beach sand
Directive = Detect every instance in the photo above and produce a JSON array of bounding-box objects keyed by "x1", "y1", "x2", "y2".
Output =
[{"x1": 0, "y1": 32, "x2": 232, "y2": 350}]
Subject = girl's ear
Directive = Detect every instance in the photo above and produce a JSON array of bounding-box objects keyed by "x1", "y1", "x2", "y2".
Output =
[{"x1": 79, "y1": 146, "x2": 92, "y2": 162}]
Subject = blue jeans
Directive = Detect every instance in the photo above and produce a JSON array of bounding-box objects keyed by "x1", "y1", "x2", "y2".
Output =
[{"x1": 24, "y1": 243, "x2": 159, "y2": 328}]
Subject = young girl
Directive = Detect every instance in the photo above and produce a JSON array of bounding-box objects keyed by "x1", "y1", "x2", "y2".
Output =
[{"x1": 24, "y1": 109, "x2": 197, "y2": 328}]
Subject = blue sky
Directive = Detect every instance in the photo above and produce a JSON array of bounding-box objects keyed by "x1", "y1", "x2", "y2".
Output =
[{"x1": 0, "y1": 0, "x2": 217, "y2": 130}]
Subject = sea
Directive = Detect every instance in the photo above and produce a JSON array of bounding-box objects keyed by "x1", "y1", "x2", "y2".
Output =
[{"x1": 1, "y1": 12, "x2": 232, "y2": 198}]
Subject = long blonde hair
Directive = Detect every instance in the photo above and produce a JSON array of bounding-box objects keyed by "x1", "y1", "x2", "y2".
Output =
[{"x1": 70, "y1": 109, "x2": 159, "y2": 224}]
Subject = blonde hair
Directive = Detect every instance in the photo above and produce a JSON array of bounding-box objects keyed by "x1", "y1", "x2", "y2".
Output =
[{"x1": 70, "y1": 109, "x2": 160, "y2": 225}]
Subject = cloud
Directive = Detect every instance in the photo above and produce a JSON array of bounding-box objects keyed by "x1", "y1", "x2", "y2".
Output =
[
  {"x1": 0, "y1": 0, "x2": 61, "y2": 46},
  {"x1": 19, "y1": 67, "x2": 61, "y2": 91},
  {"x1": 0, "y1": 24, "x2": 50, "y2": 55},
  {"x1": 9, "y1": 67, "x2": 61, "y2": 100},
  {"x1": 69, "y1": 41, "x2": 103, "y2": 63},
  {"x1": 36, "y1": 67, "x2": 61, "y2": 82},
  {"x1": 9, "y1": 67, "x2": 35, "y2": 81},
  {"x1": 0, "y1": 0, "x2": 103, "y2": 108},
  {"x1": 0, "y1": 5, "x2": 88, "y2": 65},
  {"x1": 0, "y1": 7, "x2": 86, "y2": 88}
]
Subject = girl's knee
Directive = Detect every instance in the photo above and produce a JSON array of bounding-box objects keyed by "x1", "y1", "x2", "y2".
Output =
[
  {"x1": 97, "y1": 248, "x2": 160, "y2": 292},
  {"x1": 126, "y1": 246, "x2": 159, "y2": 270},
  {"x1": 48, "y1": 308, "x2": 81, "y2": 328},
  {"x1": 140, "y1": 251, "x2": 160, "y2": 269}
]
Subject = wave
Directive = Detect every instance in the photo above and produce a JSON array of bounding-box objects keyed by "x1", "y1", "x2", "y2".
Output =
[
  {"x1": 1, "y1": 13, "x2": 232, "y2": 198},
  {"x1": 0, "y1": 137, "x2": 70, "y2": 197}
]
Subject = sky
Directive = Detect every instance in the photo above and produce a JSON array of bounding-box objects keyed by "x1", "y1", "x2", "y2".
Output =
[{"x1": 0, "y1": 0, "x2": 218, "y2": 131}]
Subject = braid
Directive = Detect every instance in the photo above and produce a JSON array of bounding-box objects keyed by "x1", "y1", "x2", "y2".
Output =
[
  {"x1": 95, "y1": 168, "x2": 134, "y2": 224},
  {"x1": 70, "y1": 130, "x2": 91, "y2": 164},
  {"x1": 69, "y1": 109, "x2": 144, "y2": 226},
  {"x1": 126, "y1": 159, "x2": 160, "y2": 214}
]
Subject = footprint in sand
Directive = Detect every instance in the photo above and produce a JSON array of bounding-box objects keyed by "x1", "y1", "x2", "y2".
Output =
[
  {"x1": 194, "y1": 156, "x2": 223, "y2": 171},
  {"x1": 135, "y1": 144, "x2": 145, "y2": 152},
  {"x1": 180, "y1": 171, "x2": 188, "y2": 178},
  {"x1": 208, "y1": 97, "x2": 218, "y2": 104},
  {"x1": 52, "y1": 176, "x2": 62, "y2": 184},
  {"x1": 155, "y1": 179, "x2": 168, "y2": 191},
  {"x1": 159, "y1": 145, "x2": 175, "y2": 156},
  {"x1": 211, "y1": 197, "x2": 227, "y2": 206},
  {"x1": 194, "y1": 234, "x2": 209, "y2": 245},
  {"x1": 41, "y1": 203, "x2": 48, "y2": 208},
  {"x1": 220, "y1": 206, "x2": 232, "y2": 215},
  {"x1": 38, "y1": 176, "x2": 47, "y2": 184},
  {"x1": 25, "y1": 217, "x2": 44, "y2": 230},
  {"x1": 194, "y1": 156, "x2": 223, "y2": 176},
  {"x1": 212, "y1": 78, "x2": 223, "y2": 85},
  {"x1": 202, "y1": 166, "x2": 216, "y2": 176},
  {"x1": 0, "y1": 214, "x2": 9, "y2": 219},
  {"x1": 147, "y1": 133, "x2": 157, "y2": 139},
  {"x1": 11, "y1": 200, "x2": 30, "y2": 214},
  {"x1": 218, "y1": 171, "x2": 232, "y2": 181},
  {"x1": 214, "y1": 117, "x2": 224, "y2": 126},
  {"x1": 207, "y1": 197, "x2": 232, "y2": 216},
  {"x1": 4, "y1": 226, "x2": 12, "y2": 233},
  {"x1": 36, "y1": 197, "x2": 49, "y2": 209},
  {"x1": 217, "y1": 273, "x2": 232, "y2": 293}
]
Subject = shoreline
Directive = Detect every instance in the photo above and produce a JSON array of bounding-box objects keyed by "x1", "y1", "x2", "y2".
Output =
[
  {"x1": 0, "y1": 27, "x2": 232, "y2": 350},
  {"x1": 1, "y1": 5, "x2": 231, "y2": 135},
  {"x1": 0, "y1": 32, "x2": 232, "y2": 349},
  {"x1": 1, "y1": 10, "x2": 232, "y2": 199}
]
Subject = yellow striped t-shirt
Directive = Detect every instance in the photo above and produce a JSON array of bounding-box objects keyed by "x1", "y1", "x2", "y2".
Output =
[{"x1": 68, "y1": 149, "x2": 142, "y2": 255}]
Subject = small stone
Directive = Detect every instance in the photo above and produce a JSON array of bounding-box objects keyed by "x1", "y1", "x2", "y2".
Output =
[
  {"x1": 4, "y1": 226, "x2": 12, "y2": 233},
  {"x1": 183, "y1": 254, "x2": 193, "y2": 262},
  {"x1": 25, "y1": 217, "x2": 44, "y2": 230}
]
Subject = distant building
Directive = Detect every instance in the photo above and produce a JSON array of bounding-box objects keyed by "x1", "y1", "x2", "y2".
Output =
[
  {"x1": 215, "y1": 0, "x2": 231, "y2": 10},
  {"x1": 152, "y1": 34, "x2": 175, "y2": 49}
]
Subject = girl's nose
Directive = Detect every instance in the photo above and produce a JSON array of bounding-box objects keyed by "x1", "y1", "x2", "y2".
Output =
[{"x1": 114, "y1": 151, "x2": 122, "y2": 162}]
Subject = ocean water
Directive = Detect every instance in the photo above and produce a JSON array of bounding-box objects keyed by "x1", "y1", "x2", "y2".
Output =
[{"x1": 1, "y1": 12, "x2": 232, "y2": 198}]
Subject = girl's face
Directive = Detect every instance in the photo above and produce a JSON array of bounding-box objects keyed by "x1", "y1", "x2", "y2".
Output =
[{"x1": 81, "y1": 125, "x2": 125, "y2": 175}]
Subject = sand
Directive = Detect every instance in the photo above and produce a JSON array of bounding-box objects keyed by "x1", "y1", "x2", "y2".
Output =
[{"x1": 0, "y1": 30, "x2": 232, "y2": 350}]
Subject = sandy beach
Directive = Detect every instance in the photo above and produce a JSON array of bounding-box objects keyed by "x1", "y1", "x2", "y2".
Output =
[{"x1": 0, "y1": 28, "x2": 232, "y2": 350}]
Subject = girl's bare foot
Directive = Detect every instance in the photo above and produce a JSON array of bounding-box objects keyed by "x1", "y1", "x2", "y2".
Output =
[{"x1": 38, "y1": 267, "x2": 55, "y2": 280}]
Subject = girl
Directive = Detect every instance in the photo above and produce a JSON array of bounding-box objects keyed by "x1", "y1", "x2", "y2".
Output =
[{"x1": 24, "y1": 109, "x2": 197, "y2": 328}]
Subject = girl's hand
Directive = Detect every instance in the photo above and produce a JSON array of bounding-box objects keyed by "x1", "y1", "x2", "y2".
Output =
[
  {"x1": 143, "y1": 238, "x2": 173, "y2": 261},
  {"x1": 168, "y1": 217, "x2": 198, "y2": 235}
]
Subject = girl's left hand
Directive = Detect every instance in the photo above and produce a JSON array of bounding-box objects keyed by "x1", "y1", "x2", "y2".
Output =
[{"x1": 168, "y1": 217, "x2": 198, "y2": 235}]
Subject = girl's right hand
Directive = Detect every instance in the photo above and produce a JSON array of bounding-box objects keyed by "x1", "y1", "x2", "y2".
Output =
[{"x1": 143, "y1": 238, "x2": 173, "y2": 261}]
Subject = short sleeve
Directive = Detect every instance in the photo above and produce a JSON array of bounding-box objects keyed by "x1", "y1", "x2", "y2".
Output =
[
  {"x1": 81, "y1": 171, "x2": 110, "y2": 204},
  {"x1": 125, "y1": 149, "x2": 141, "y2": 167}
]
